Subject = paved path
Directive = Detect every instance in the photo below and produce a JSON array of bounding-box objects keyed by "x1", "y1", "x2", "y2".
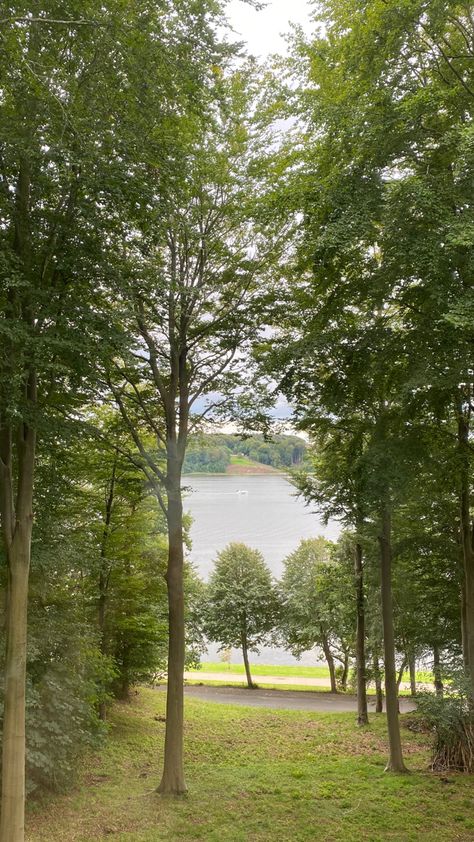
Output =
[{"x1": 157, "y1": 684, "x2": 416, "y2": 713}]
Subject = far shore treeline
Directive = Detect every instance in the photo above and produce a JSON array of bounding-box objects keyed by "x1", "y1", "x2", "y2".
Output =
[{"x1": 183, "y1": 434, "x2": 307, "y2": 474}]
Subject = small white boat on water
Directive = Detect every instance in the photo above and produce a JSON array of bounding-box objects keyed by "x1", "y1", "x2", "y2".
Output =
[{"x1": 236, "y1": 489, "x2": 248, "y2": 495}]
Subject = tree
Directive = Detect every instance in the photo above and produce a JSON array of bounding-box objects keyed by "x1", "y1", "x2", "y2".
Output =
[
  {"x1": 290, "y1": 0, "x2": 474, "y2": 700},
  {"x1": 204, "y1": 543, "x2": 278, "y2": 689},
  {"x1": 294, "y1": 428, "x2": 371, "y2": 723},
  {"x1": 0, "y1": 9, "x2": 119, "y2": 836},
  {"x1": 0, "y1": 2, "x2": 230, "y2": 828},
  {"x1": 254, "y1": 0, "x2": 474, "y2": 771},
  {"x1": 108, "y1": 65, "x2": 273, "y2": 793},
  {"x1": 279, "y1": 538, "x2": 353, "y2": 694}
]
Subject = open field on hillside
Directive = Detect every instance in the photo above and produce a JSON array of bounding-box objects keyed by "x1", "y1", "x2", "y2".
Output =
[{"x1": 27, "y1": 688, "x2": 474, "y2": 842}]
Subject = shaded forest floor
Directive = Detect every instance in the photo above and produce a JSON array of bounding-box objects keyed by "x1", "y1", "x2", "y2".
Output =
[{"x1": 27, "y1": 688, "x2": 474, "y2": 842}]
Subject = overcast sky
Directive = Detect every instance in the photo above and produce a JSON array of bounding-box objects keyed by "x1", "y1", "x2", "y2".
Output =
[{"x1": 227, "y1": 0, "x2": 313, "y2": 57}]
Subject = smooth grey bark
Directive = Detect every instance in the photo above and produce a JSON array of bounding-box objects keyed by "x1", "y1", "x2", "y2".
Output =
[
  {"x1": 241, "y1": 631, "x2": 255, "y2": 689},
  {"x1": 379, "y1": 505, "x2": 407, "y2": 773},
  {"x1": 433, "y1": 644, "x2": 444, "y2": 698},
  {"x1": 0, "y1": 152, "x2": 36, "y2": 842},
  {"x1": 354, "y1": 541, "x2": 368, "y2": 725},
  {"x1": 396, "y1": 656, "x2": 408, "y2": 694},
  {"x1": 157, "y1": 447, "x2": 187, "y2": 795},
  {"x1": 458, "y1": 411, "x2": 474, "y2": 701},
  {"x1": 373, "y1": 652, "x2": 384, "y2": 713},
  {"x1": 98, "y1": 452, "x2": 118, "y2": 721},
  {"x1": 461, "y1": 579, "x2": 469, "y2": 670},
  {"x1": 408, "y1": 654, "x2": 416, "y2": 697},
  {"x1": 340, "y1": 650, "x2": 349, "y2": 691},
  {"x1": 321, "y1": 630, "x2": 337, "y2": 693},
  {"x1": 0, "y1": 424, "x2": 36, "y2": 842}
]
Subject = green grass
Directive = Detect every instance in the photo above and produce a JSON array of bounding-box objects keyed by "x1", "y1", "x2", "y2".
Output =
[
  {"x1": 195, "y1": 662, "x2": 434, "y2": 684},
  {"x1": 229, "y1": 454, "x2": 257, "y2": 466},
  {"x1": 27, "y1": 688, "x2": 474, "y2": 842},
  {"x1": 184, "y1": 678, "x2": 332, "y2": 693},
  {"x1": 195, "y1": 662, "x2": 332, "y2": 678},
  {"x1": 185, "y1": 678, "x2": 414, "y2": 698}
]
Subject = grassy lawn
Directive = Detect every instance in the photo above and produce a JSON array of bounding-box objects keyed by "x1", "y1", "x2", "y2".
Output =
[
  {"x1": 229, "y1": 454, "x2": 255, "y2": 466},
  {"x1": 184, "y1": 679, "x2": 415, "y2": 698},
  {"x1": 194, "y1": 662, "x2": 332, "y2": 678},
  {"x1": 195, "y1": 662, "x2": 434, "y2": 684},
  {"x1": 27, "y1": 688, "x2": 474, "y2": 842},
  {"x1": 184, "y1": 678, "x2": 332, "y2": 693}
]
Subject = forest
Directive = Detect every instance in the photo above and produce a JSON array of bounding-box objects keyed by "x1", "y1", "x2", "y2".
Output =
[
  {"x1": 0, "y1": 1, "x2": 473, "y2": 841},
  {"x1": 183, "y1": 433, "x2": 307, "y2": 473}
]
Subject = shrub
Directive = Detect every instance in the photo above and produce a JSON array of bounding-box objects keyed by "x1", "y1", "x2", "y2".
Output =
[{"x1": 416, "y1": 674, "x2": 474, "y2": 773}]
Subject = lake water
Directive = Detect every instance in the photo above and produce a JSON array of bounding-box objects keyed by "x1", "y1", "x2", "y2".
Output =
[{"x1": 183, "y1": 473, "x2": 340, "y2": 666}]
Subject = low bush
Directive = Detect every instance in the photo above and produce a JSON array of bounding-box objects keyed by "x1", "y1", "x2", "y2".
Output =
[{"x1": 416, "y1": 673, "x2": 474, "y2": 773}]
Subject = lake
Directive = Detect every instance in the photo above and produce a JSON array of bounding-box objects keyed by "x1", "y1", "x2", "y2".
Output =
[{"x1": 183, "y1": 473, "x2": 340, "y2": 666}]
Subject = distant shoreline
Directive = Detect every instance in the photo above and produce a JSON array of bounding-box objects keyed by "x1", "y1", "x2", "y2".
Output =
[{"x1": 183, "y1": 466, "x2": 288, "y2": 477}]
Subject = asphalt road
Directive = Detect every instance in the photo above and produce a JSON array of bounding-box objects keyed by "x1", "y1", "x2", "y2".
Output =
[{"x1": 156, "y1": 684, "x2": 416, "y2": 713}]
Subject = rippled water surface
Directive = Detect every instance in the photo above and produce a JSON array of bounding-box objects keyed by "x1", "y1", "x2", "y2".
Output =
[
  {"x1": 183, "y1": 473, "x2": 340, "y2": 665},
  {"x1": 184, "y1": 474, "x2": 339, "y2": 578}
]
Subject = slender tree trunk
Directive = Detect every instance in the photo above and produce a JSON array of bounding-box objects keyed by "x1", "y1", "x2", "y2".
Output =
[
  {"x1": 396, "y1": 656, "x2": 408, "y2": 694},
  {"x1": 340, "y1": 650, "x2": 349, "y2": 691},
  {"x1": 373, "y1": 652, "x2": 384, "y2": 713},
  {"x1": 157, "y1": 457, "x2": 187, "y2": 795},
  {"x1": 97, "y1": 453, "x2": 117, "y2": 722},
  {"x1": 408, "y1": 654, "x2": 416, "y2": 697},
  {"x1": 461, "y1": 579, "x2": 469, "y2": 671},
  {"x1": 98, "y1": 573, "x2": 107, "y2": 721},
  {"x1": 458, "y1": 412, "x2": 474, "y2": 701},
  {"x1": 379, "y1": 505, "x2": 407, "y2": 772},
  {"x1": 0, "y1": 424, "x2": 36, "y2": 842},
  {"x1": 0, "y1": 541, "x2": 30, "y2": 842},
  {"x1": 433, "y1": 644, "x2": 444, "y2": 698},
  {"x1": 241, "y1": 633, "x2": 254, "y2": 689},
  {"x1": 321, "y1": 631, "x2": 337, "y2": 693},
  {"x1": 354, "y1": 541, "x2": 368, "y2": 725},
  {"x1": 117, "y1": 674, "x2": 131, "y2": 702}
]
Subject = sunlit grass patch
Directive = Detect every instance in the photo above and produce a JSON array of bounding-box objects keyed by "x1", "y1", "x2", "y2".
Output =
[{"x1": 27, "y1": 688, "x2": 473, "y2": 842}]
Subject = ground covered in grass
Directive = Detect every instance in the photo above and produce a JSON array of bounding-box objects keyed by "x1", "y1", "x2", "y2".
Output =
[
  {"x1": 196, "y1": 662, "x2": 434, "y2": 683},
  {"x1": 196, "y1": 662, "x2": 333, "y2": 678},
  {"x1": 27, "y1": 688, "x2": 473, "y2": 842},
  {"x1": 185, "y1": 678, "x2": 333, "y2": 693}
]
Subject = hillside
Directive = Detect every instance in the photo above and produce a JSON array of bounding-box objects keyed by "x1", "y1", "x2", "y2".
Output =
[{"x1": 183, "y1": 434, "x2": 307, "y2": 475}]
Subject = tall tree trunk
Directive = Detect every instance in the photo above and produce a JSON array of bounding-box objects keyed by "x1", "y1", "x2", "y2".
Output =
[
  {"x1": 0, "y1": 423, "x2": 36, "y2": 842},
  {"x1": 379, "y1": 505, "x2": 407, "y2": 772},
  {"x1": 321, "y1": 631, "x2": 337, "y2": 693},
  {"x1": 0, "y1": 540, "x2": 30, "y2": 842},
  {"x1": 396, "y1": 656, "x2": 408, "y2": 694},
  {"x1": 433, "y1": 644, "x2": 444, "y2": 698},
  {"x1": 461, "y1": 579, "x2": 469, "y2": 671},
  {"x1": 373, "y1": 651, "x2": 384, "y2": 713},
  {"x1": 354, "y1": 541, "x2": 368, "y2": 725},
  {"x1": 408, "y1": 653, "x2": 416, "y2": 697},
  {"x1": 97, "y1": 572, "x2": 107, "y2": 722},
  {"x1": 97, "y1": 453, "x2": 118, "y2": 722},
  {"x1": 340, "y1": 650, "x2": 349, "y2": 691},
  {"x1": 458, "y1": 412, "x2": 474, "y2": 701},
  {"x1": 241, "y1": 632, "x2": 254, "y2": 689},
  {"x1": 157, "y1": 456, "x2": 187, "y2": 795}
]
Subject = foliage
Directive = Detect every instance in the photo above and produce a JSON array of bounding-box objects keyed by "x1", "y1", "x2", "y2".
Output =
[
  {"x1": 279, "y1": 537, "x2": 353, "y2": 664},
  {"x1": 0, "y1": 568, "x2": 113, "y2": 795},
  {"x1": 204, "y1": 543, "x2": 278, "y2": 653},
  {"x1": 25, "y1": 689, "x2": 474, "y2": 841},
  {"x1": 184, "y1": 442, "x2": 232, "y2": 474},
  {"x1": 183, "y1": 434, "x2": 307, "y2": 473},
  {"x1": 416, "y1": 674, "x2": 474, "y2": 773}
]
